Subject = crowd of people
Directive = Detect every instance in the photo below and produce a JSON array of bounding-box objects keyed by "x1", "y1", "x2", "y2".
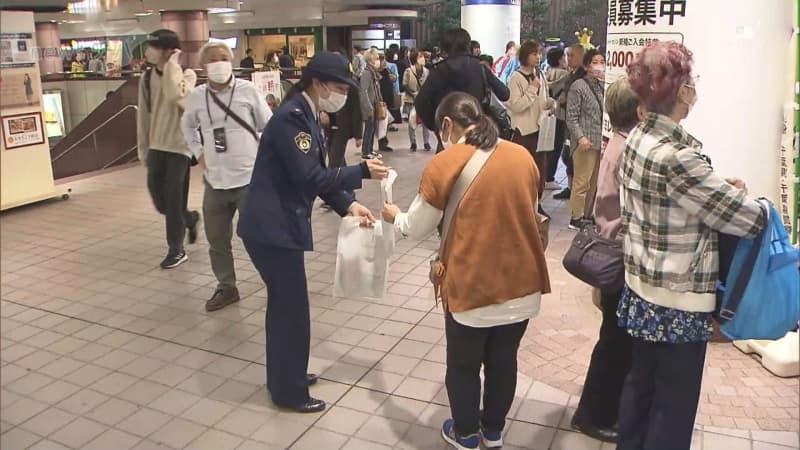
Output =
[{"x1": 136, "y1": 27, "x2": 768, "y2": 450}]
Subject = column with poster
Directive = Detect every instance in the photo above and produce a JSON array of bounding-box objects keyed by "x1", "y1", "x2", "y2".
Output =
[
  {"x1": 105, "y1": 39, "x2": 123, "y2": 77},
  {"x1": 251, "y1": 70, "x2": 282, "y2": 106},
  {"x1": 604, "y1": 0, "x2": 796, "y2": 226}
]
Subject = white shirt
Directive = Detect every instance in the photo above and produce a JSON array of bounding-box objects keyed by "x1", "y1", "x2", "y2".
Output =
[{"x1": 181, "y1": 77, "x2": 271, "y2": 190}]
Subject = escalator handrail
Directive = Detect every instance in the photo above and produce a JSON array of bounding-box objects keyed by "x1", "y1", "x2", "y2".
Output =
[{"x1": 52, "y1": 104, "x2": 138, "y2": 162}]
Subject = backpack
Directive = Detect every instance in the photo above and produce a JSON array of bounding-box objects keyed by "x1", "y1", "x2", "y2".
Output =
[{"x1": 716, "y1": 201, "x2": 800, "y2": 340}]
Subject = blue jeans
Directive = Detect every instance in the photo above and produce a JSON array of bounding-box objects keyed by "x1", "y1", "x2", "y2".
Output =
[{"x1": 362, "y1": 118, "x2": 376, "y2": 157}]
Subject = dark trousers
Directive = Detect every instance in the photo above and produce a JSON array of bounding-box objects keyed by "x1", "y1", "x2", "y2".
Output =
[
  {"x1": 576, "y1": 289, "x2": 632, "y2": 428},
  {"x1": 243, "y1": 241, "x2": 311, "y2": 407},
  {"x1": 203, "y1": 183, "x2": 248, "y2": 289},
  {"x1": 512, "y1": 131, "x2": 547, "y2": 199},
  {"x1": 617, "y1": 339, "x2": 707, "y2": 450},
  {"x1": 445, "y1": 313, "x2": 529, "y2": 437},
  {"x1": 546, "y1": 119, "x2": 568, "y2": 182},
  {"x1": 328, "y1": 129, "x2": 349, "y2": 168},
  {"x1": 146, "y1": 150, "x2": 192, "y2": 253},
  {"x1": 362, "y1": 118, "x2": 376, "y2": 157},
  {"x1": 563, "y1": 137, "x2": 574, "y2": 178}
]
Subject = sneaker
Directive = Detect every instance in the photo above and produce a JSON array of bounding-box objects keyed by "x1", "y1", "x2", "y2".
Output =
[
  {"x1": 160, "y1": 251, "x2": 188, "y2": 269},
  {"x1": 382, "y1": 146, "x2": 394, "y2": 152},
  {"x1": 363, "y1": 154, "x2": 377, "y2": 160},
  {"x1": 441, "y1": 419, "x2": 480, "y2": 450},
  {"x1": 424, "y1": 144, "x2": 432, "y2": 151},
  {"x1": 410, "y1": 144, "x2": 417, "y2": 152},
  {"x1": 187, "y1": 211, "x2": 200, "y2": 244},
  {"x1": 545, "y1": 181, "x2": 561, "y2": 190},
  {"x1": 480, "y1": 427, "x2": 503, "y2": 448},
  {"x1": 568, "y1": 218, "x2": 586, "y2": 231},
  {"x1": 553, "y1": 187, "x2": 571, "y2": 200},
  {"x1": 205, "y1": 287, "x2": 241, "y2": 312}
]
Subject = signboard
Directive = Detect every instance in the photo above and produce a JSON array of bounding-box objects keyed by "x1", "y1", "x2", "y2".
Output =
[
  {"x1": 252, "y1": 71, "x2": 282, "y2": 103},
  {"x1": 2, "y1": 112, "x2": 45, "y2": 149},
  {"x1": 604, "y1": 0, "x2": 796, "y2": 213},
  {"x1": 0, "y1": 66, "x2": 41, "y2": 109},
  {"x1": 0, "y1": 32, "x2": 35, "y2": 66},
  {"x1": 106, "y1": 39, "x2": 123, "y2": 77}
]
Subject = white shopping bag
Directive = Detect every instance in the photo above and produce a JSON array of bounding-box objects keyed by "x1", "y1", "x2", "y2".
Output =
[
  {"x1": 333, "y1": 218, "x2": 391, "y2": 300},
  {"x1": 377, "y1": 111, "x2": 394, "y2": 140},
  {"x1": 537, "y1": 112, "x2": 557, "y2": 152},
  {"x1": 333, "y1": 170, "x2": 398, "y2": 300},
  {"x1": 408, "y1": 108, "x2": 418, "y2": 131}
]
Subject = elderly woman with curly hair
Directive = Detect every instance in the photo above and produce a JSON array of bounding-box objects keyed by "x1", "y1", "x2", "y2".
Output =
[{"x1": 616, "y1": 41, "x2": 767, "y2": 450}]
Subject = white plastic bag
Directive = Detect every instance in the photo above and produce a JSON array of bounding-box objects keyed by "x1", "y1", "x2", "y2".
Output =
[
  {"x1": 333, "y1": 170, "x2": 398, "y2": 300},
  {"x1": 537, "y1": 112, "x2": 557, "y2": 152},
  {"x1": 408, "y1": 107, "x2": 418, "y2": 131},
  {"x1": 377, "y1": 111, "x2": 394, "y2": 139},
  {"x1": 333, "y1": 218, "x2": 391, "y2": 300}
]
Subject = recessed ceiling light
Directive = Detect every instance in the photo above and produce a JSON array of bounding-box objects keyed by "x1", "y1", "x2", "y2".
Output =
[
  {"x1": 134, "y1": 9, "x2": 153, "y2": 16},
  {"x1": 208, "y1": 7, "x2": 236, "y2": 13}
]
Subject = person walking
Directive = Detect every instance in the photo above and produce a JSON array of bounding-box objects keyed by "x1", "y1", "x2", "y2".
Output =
[
  {"x1": 383, "y1": 92, "x2": 550, "y2": 450},
  {"x1": 137, "y1": 29, "x2": 200, "y2": 269},
  {"x1": 566, "y1": 48, "x2": 605, "y2": 230},
  {"x1": 181, "y1": 41, "x2": 271, "y2": 311},
  {"x1": 237, "y1": 52, "x2": 388, "y2": 414},
  {"x1": 402, "y1": 49, "x2": 432, "y2": 152}
]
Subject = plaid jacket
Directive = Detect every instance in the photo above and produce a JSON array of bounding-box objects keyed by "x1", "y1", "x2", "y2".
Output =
[{"x1": 620, "y1": 113, "x2": 766, "y2": 299}]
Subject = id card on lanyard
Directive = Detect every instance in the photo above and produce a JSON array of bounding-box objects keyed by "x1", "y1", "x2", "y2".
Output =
[{"x1": 206, "y1": 81, "x2": 237, "y2": 153}]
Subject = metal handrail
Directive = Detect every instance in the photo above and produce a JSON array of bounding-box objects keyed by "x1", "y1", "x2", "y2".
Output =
[
  {"x1": 53, "y1": 105, "x2": 138, "y2": 162},
  {"x1": 102, "y1": 145, "x2": 138, "y2": 169}
]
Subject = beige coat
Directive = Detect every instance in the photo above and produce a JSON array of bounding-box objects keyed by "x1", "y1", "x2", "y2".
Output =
[
  {"x1": 505, "y1": 68, "x2": 550, "y2": 137},
  {"x1": 402, "y1": 65, "x2": 429, "y2": 104}
]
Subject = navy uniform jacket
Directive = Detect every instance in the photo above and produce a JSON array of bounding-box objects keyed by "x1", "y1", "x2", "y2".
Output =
[{"x1": 237, "y1": 93, "x2": 363, "y2": 251}]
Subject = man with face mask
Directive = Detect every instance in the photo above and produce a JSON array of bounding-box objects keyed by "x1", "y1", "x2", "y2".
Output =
[
  {"x1": 137, "y1": 29, "x2": 199, "y2": 270},
  {"x1": 180, "y1": 41, "x2": 271, "y2": 312}
]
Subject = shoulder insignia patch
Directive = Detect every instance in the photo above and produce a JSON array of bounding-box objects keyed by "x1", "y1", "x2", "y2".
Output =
[{"x1": 294, "y1": 131, "x2": 312, "y2": 153}]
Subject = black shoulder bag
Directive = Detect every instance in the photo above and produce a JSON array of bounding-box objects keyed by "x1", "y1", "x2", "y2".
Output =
[
  {"x1": 207, "y1": 84, "x2": 259, "y2": 142},
  {"x1": 479, "y1": 65, "x2": 515, "y2": 140}
]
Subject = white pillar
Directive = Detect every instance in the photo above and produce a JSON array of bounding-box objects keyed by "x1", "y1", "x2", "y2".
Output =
[
  {"x1": 461, "y1": 0, "x2": 520, "y2": 59},
  {"x1": 604, "y1": 0, "x2": 796, "y2": 203}
]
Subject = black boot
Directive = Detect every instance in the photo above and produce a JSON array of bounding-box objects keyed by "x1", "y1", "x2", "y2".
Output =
[{"x1": 378, "y1": 137, "x2": 393, "y2": 152}]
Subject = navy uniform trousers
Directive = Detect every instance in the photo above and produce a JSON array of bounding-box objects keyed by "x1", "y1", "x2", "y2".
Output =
[{"x1": 243, "y1": 241, "x2": 310, "y2": 407}]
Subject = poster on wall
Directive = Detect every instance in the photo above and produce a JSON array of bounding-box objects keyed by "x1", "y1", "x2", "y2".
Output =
[
  {"x1": 288, "y1": 35, "x2": 315, "y2": 67},
  {"x1": 0, "y1": 32, "x2": 35, "y2": 66},
  {"x1": 106, "y1": 39, "x2": 123, "y2": 77},
  {"x1": 1, "y1": 112, "x2": 45, "y2": 149},
  {"x1": 252, "y1": 71, "x2": 282, "y2": 103},
  {"x1": 603, "y1": 0, "x2": 795, "y2": 208},
  {"x1": 0, "y1": 66, "x2": 41, "y2": 109}
]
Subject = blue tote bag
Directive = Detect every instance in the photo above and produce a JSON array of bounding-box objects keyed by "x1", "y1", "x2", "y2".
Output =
[{"x1": 717, "y1": 203, "x2": 800, "y2": 340}]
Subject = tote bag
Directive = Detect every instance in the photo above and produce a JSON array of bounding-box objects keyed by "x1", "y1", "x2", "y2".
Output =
[{"x1": 717, "y1": 202, "x2": 800, "y2": 340}]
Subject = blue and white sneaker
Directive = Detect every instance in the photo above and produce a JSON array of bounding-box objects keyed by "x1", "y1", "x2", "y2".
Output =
[
  {"x1": 441, "y1": 419, "x2": 480, "y2": 450},
  {"x1": 480, "y1": 427, "x2": 503, "y2": 448}
]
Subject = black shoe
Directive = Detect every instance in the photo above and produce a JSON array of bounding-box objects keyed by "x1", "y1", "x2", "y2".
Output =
[
  {"x1": 410, "y1": 144, "x2": 417, "y2": 152},
  {"x1": 571, "y1": 413, "x2": 618, "y2": 443},
  {"x1": 279, "y1": 397, "x2": 326, "y2": 413},
  {"x1": 388, "y1": 126, "x2": 399, "y2": 132},
  {"x1": 306, "y1": 373, "x2": 319, "y2": 386},
  {"x1": 160, "y1": 251, "x2": 188, "y2": 269},
  {"x1": 424, "y1": 144, "x2": 432, "y2": 151},
  {"x1": 381, "y1": 146, "x2": 394, "y2": 152},
  {"x1": 568, "y1": 218, "x2": 586, "y2": 231},
  {"x1": 187, "y1": 211, "x2": 200, "y2": 244},
  {"x1": 553, "y1": 187, "x2": 571, "y2": 200}
]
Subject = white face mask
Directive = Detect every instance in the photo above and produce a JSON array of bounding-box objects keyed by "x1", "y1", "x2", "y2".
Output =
[
  {"x1": 206, "y1": 61, "x2": 233, "y2": 84},
  {"x1": 417, "y1": 58, "x2": 425, "y2": 66},
  {"x1": 439, "y1": 119, "x2": 453, "y2": 148},
  {"x1": 591, "y1": 63, "x2": 606, "y2": 80},
  {"x1": 393, "y1": 54, "x2": 398, "y2": 61},
  {"x1": 319, "y1": 84, "x2": 348, "y2": 113},
  {"x1": 144, "y1": 46, "x2": 163, "y2": 65}
]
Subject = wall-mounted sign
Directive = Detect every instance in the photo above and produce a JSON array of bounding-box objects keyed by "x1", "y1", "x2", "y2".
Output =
[
  {"x1": 0, "y1": 33, "x2": 35, "y2": 66},
  {"x1": 252, "y1": 71, "x2": 282, "y2": 103},
  {"x1": 1, "y1": 112, "x2": 45, "y2": 149},
  {"x1": 0, "y1": 66, "x2": 41, "y2": 109}
]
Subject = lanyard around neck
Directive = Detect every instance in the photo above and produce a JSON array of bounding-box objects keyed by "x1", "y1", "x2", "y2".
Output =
[{"x1": 205, "y1": 80, "x2": 237, "y2": 124}]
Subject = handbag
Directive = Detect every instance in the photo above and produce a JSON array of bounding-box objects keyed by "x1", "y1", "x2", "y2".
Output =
[
  {"x1": 430, "y1": 145, "x2": 497, "y2": 306},
  {"x1": 562, "y1": 226, "x2": 625, "y2": 292},
  {"x1": 479, "y1": 66, "x2": 515, "y2": 140},
  {"x1": 376, "y1": 101, "x2": 387, "y2": 121}
]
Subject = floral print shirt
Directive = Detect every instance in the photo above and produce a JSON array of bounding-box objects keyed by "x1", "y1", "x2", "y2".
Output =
[{"x1": 617, "y1": 286, "x2": 714, "y2": 343}]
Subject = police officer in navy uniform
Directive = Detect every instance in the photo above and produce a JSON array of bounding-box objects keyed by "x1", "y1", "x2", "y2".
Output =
[{"x1": 238, "y1": 52, "x2": 388, "y2": 413}]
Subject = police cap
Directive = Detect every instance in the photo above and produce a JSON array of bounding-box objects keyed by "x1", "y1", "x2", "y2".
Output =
[{"x1": 302, "y1": 52, "x2": 359, "y2": 89}]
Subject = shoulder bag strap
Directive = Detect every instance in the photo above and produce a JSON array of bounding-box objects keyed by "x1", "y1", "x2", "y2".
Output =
[
  {"x1": 439, "y1": 144, "x2": 498, "y2": 259},
  {"x1": 208, "y1": 83, "x2": 259, "y2": 142}
]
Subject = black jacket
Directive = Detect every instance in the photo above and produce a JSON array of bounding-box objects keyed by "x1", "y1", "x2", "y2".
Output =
[
  {"x1": 330, "y1": 85, "x2": 364, "y2": 140},
  {"x1": 415, "y1": 54, "x2": 510, "y2": 132}
]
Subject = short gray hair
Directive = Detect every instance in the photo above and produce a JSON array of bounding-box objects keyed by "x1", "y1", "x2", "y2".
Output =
[
  {"x1": 605, "y1": 77, "x2": 640, "y2": 132},
  {"x1": 200, "y1": 41, "x2": 233, "y2": 63},
  {"x1": 364, "y1": 48, "x2": 380, "y2": 64}
]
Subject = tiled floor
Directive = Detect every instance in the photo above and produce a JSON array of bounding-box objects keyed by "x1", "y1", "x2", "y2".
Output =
[{"x1": 1, "y1": 125, "x2": 798, "y2": 450}]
